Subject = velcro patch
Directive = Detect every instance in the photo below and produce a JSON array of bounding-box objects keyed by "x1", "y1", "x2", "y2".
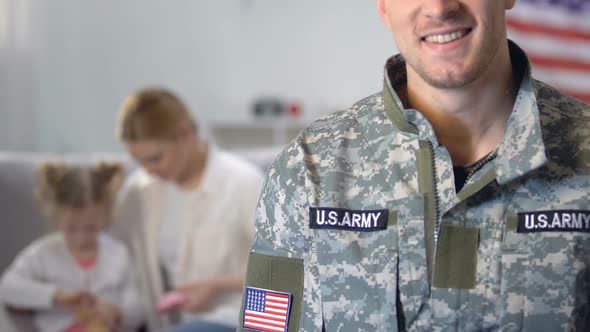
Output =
[
  {"x1": 517, "y1": 210, "x2": 590, "y2": 233},
  {"x1": 242, "y1": 287, "x2": 292, "y2": 332},
  {"x1": 309, "y1": 207, "x2": 388, "y2": 231}
]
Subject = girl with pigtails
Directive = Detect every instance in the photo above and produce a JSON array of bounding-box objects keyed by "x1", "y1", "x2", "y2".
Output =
[{"x1": 0, "y1": 162, "x2": 143, "y2": 332}]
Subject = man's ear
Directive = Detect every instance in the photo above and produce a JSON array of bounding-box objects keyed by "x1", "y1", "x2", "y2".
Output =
[{"x1": 376, "y1": 0, "x2": 393, "y2": 30}]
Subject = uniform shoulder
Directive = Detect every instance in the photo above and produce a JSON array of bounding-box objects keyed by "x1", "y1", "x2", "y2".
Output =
[
  {"x1": 269, "y1": 92, "x2": 384, "y2": 171},
  {"x1": 534, "y1": 80, "x2": 590, "y2": 171},
  {"x1": 300, "y1": 92, "x2": 383, "y2": 139},
  {"x1": 534, "y1": 80, "x2": 590, "y2": 122}
]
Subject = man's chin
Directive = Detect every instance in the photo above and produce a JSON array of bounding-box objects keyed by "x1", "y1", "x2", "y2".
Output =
[{"x1": 419, "y1": 68, "x2": 481, "y2": 90}]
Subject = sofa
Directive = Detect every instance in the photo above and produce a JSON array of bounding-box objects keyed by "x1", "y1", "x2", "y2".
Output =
[{"x1": 0, "y1": 147, "x2": 280, "y2": 331}]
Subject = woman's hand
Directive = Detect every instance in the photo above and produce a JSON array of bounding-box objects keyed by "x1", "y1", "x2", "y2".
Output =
[{"x1": 176, "y1": 279, "x2": 222, "y2": 313}]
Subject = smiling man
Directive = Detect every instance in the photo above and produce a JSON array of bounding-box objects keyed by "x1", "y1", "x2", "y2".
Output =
[{"x1": 239, "y1": 1, "x2": 590, "y2": 331}]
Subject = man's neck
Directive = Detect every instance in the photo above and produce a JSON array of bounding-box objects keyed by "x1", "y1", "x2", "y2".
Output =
[{"x1": 406, "y1": 52, "x2": 518, "y2": 166}]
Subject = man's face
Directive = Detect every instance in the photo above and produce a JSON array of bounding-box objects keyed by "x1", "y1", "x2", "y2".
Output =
[
  {"x1": 126, "y1": 138, "x2": 187, "y2": 182},
  {"x1": 377, "y1": 0, "x2": 516, "y2": 89}
]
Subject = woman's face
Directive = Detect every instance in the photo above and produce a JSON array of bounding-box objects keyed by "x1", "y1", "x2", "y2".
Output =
[
  {"x1": 55, "y1": 204, "x2": 106, "y2": 252},
  {"x1": 125, "y1": 138, "x2": 188, "y2": 183}
]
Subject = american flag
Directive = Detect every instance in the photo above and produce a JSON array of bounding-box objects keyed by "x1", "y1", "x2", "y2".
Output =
[
  {"x1": 242, "y1": 287, "x2": 292, "y2": 332},
  {"x1": 507, "y1": 0, "x2": 590, "y2": 103}
]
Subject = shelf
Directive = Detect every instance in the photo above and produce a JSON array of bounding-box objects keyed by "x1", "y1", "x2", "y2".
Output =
[{"x1": 209, "y1": 116, "x2": 312, "y2": 150}]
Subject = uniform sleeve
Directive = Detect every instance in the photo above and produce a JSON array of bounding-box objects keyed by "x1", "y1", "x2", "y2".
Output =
[
  {"x1": 0, "y1": 242, "x2": 57, "y2": 309},
  {"x1": 241, "y1": 138, "x2": 324, "y2": 332},
  {"x1": 251, "y1": 140, "x2": 314, "y2": 257}
]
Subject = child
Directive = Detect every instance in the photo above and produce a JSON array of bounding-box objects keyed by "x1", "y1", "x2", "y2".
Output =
[{"x1": 0, "y1": 161, "x2": 142, "y2": 332}]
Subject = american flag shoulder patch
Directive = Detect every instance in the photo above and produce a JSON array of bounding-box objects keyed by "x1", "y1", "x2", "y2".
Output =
[{"x1": 241, "y1": 286, "x2": 292, "y2": 332}]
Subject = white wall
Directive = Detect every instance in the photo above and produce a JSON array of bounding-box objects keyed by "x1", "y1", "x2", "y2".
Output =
[
  {"x1": 0, "y1": 0, "x2": 37, "y2": 151},
  {"x1": 1, "y1": 1, "x2": 398, "y2": 153}
]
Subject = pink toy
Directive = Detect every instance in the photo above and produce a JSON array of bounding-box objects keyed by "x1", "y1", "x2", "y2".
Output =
[{"x1": 158, "y1": 291, "x2": 187, "y2": 312}]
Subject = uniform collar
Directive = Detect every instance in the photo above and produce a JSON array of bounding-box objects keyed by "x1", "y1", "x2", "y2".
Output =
[
  {"x1": 382, "y1": 40, "x2": 547, "y2": 185},
  {"x1": 494, "y1": 43, "x2": 547, "y2": 184}
]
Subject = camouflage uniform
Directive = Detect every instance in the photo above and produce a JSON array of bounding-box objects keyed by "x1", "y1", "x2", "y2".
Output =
[{"x1": 240, "y1": 42, "x2": 590, "y2": 331}]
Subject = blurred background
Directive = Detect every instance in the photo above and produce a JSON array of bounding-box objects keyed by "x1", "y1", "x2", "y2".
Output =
[
  {"x1": 0, "y1": 2, "x2": 398, "y2": 305},
  {"x1": 1, "y1": 1, "x2": 588, "y2": 154},
  {"x1": 0, "y1": 0, "x2": 396, "y2": 154}
]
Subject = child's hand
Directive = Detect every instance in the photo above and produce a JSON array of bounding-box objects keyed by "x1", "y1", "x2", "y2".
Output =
[
  {"x1": 94, "y1": 301, "x2": 121, "y2": 329},
  {"x1": 53, "y1": 289, "x2": 96, "y2": 312}
]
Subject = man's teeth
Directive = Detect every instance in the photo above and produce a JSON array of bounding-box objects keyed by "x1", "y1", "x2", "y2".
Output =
[{"x1": 424, "y1": 31, "x2": 465, "y2": 43}]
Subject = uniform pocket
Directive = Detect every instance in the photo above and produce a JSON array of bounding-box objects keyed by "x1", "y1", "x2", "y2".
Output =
[
  {"x1": 312, "y1": 210, "x2": 399, "y2": 331},
  {"x1": 500, "y1": 216, "x2": 590, "y2": 331}
]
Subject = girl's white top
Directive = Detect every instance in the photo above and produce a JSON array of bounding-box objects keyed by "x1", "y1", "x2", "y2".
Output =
[{"x1": 0, "y1": 232, "x2": 142, "y2": 332}]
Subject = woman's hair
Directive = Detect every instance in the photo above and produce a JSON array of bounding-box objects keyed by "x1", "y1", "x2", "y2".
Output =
[
  {"x1": 117, "y1": 87, "x2": 197, "y2": 142},
  {"x1": 35, "y1": 161, "x2": 124, "y2": 216}
]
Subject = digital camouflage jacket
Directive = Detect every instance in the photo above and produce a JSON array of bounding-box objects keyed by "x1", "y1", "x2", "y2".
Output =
[{"x1": 239, "y1": 42, "x2": 590, "y2": 332}]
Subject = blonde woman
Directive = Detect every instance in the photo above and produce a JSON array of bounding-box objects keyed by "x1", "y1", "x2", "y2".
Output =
[
  {"x1": 113, "y1": 88, "x2": 264, "y2": 332},
  {"x1": 0, "y1": 162, "x2": 142, "y2": 332}
]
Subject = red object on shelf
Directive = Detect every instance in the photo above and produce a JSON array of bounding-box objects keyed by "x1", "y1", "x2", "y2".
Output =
[{"x1": 288, "y1": 102, "x2": 302, "y2": 117}]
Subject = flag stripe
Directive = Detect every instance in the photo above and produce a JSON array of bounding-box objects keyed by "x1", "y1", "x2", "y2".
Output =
[
  {"x1": 266, "y1": 308, "x2": 288, "y2": 314},
  {"x1": 243, "y1": 321, "x2": 285, "y2": 332},
  {"x1": 563, "y1": 91, "x2": 590, "y2": 103},
  {"x1": 508, "y1": 5, "x2": 590, "y2": 36},
  {"x1": 245, "y1": 316, "x2": 287, "y2": 326},
  {"x1": 266, "y1": 293, "x2": 289, "y2": 298},
  {"x1": 266, "y1": 303, "x2": 288, "y2": 310},
  {"x1": 508, "y1": 30, "x2": 590, "y2": 63},
  {"x1": 244, "y1": 317, "x2": 286, "y2": 328},
  {"x1": 528, "y1": 55, "x2": 590, "y2": 72},
  {"x1": 507, "y1": 17, "x2": 590, "y2": 42},
  {"x1": 245, "y1": 310, "x2": 287, "y2": 321},
  {"x1": 267, "y1": 295, "x2": 289, "y2": 302},
  {"x1": 532, "y1": 67, "x2": 590, "y2": 92}
]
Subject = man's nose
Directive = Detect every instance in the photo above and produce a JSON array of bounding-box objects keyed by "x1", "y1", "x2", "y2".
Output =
[{"x1": 421, "y1": 0, "x2": 461, "y2": 20}]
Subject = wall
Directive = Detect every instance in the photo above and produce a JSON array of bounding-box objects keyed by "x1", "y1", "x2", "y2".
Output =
[
  {"x1": 0, "y1": 0, "x2": 397, "y2": 152},
  {"x1": 0, "y1": 0, "x2": 36, "y2": 151}
]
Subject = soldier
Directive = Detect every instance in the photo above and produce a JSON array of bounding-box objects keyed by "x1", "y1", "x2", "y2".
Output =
[{"x1": 238, "y1": 0, "x2": 590, "y2": 331}]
